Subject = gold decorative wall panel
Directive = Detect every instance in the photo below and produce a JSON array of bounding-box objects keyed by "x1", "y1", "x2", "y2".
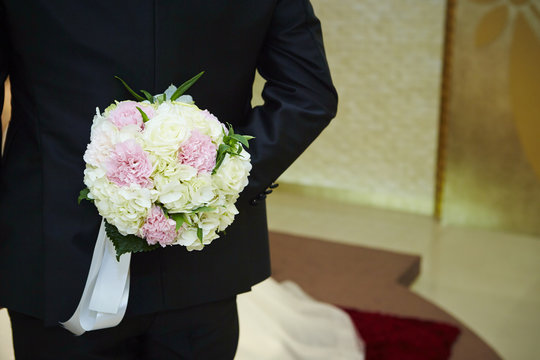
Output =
[
  {"x1": 254, "y1": 0, "x2": 446, "y2": 215},
  {"x1": 1, "y1": 80, "x2": 9, "y2": 150},
  {"x1": 441, "y1": 0, "x2": 540, "y2": 235}
]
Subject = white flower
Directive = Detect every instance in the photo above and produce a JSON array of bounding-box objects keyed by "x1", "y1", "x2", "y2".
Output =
[
  {"x1": 193, "y1": 109, "x2": 226, "y2": 141},
  {"x1": 176, "y1": 227, "x2": 199, "y2": 247},
  {"x1": 216, "y1": 203, "x2": 239, "y2": 231},
  {"x1": 82, "y1": 97, "x2": 252, "y2": 249},
  {"x1": 143, "y1": 105, "x2": 191, "y2": 158},
  {"x1": 115, "y1": 123, "x2": 144, "y2": 144},
  {"x1": 157, "y1": 180, "x2": 191, "y2": 213},
  {"x1": 186, "y1": 173, "x2": 216, "y2": 208},
  {"x1": 213, "y1": 150, "x2": 252, "y2": 195},
  {"x1": 83, "y1": 114, "x2": 118, "y2": 167},
  {"x1": 90, "y1": 178, "x2": 158, "y2": 235}
]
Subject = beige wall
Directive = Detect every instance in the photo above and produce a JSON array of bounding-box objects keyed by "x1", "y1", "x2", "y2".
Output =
[
  {"x1": 4, "y1": 0, "x2": 538, "y2": 235},
  {"x1": 3, "y1": 2, "x2": 447, "y2": 216},
  {"x1": 254, "y1": 0, "x2": 446, "y2": 216}
]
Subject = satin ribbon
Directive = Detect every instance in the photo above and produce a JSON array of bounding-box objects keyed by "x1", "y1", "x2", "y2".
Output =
[{"x1": 61, "y1": 219, "x2": 131, "y2": 335}]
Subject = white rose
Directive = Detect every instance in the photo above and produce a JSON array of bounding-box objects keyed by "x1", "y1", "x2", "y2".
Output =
[
  {"x1": 213, "y1": 150, "x2": 252, "y2": 195},
  {"x1": 143, "y1": 105, "x2": 191, "y2": 157}
]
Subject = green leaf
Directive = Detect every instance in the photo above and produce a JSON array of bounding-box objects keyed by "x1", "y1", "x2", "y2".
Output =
[
  {"x1": 213, "y1": 146, "x2": 229, "y2": 174},
  {"x1": 136, "y1": 107, "x2": 150, "y2": 123},
  {"x1": 212, "y1": 125, "x2": 254, "y2": 173},
  {"x1": 157, "y1": 93, "x2": 166, "y2": 104},
  {"x1": 192, "y1": 206, "x2": 216, "y2": 213},
  {"x1": 161, "y1": 206, "x2": 169, "y2": 217},
  {"x1": 226, "y1": 123, "x2": 235, "y2": 136},
  {"x1": 197, "y1": 227, "x2": 203, "y2": 243},
  {"x1": 170, "y1": 71, "x2": 204, "y2": 101},
  {"x1": 140, "y1": 90, "x2": 154, "y2": 103},
  {"x1": 170, "y1": 213, "x2": 186, "y2": 231},
  {"x1": 224, "y1": 137, "x2": 237, "y2": 148},
  {"x1": 104, "y1": 221, "x2": 159, "y2": 260},
  {"x1": 218, "y1": 143, "x2": 232, "y2": 153},
  {"x1": 114, "y1": 76, "x2": 146, "y2": 102},
  {"x1": 213, "y1": 153, "x2": 226, "y2": 174},
  {"x1": 229, "y1": 134, "x2": 250, "y2": 148},
  {"x1": 78, "y1": 188, "x2": 91, "y2": 205}
]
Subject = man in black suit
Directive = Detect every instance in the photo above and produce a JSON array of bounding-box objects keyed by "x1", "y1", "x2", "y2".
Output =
[{"x1": 0, "y1": 0, "x2": 337, "y2": 358}]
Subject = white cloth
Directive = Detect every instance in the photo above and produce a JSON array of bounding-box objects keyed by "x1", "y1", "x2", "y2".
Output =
[
  {"x1": 59, "y1": 219, "x2": 365, "y2": 357},
  {"x1": 61, "y1": 220, "x2": 131, "y2": 335},
  {"x1": 236, "y1": 278, "x2": 365, "y2": 360}
]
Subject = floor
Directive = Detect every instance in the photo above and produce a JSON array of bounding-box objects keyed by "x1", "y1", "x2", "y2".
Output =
[
  {"x1": 264, "y1": 189, "x2": 540, "y2": 360},
  {"x1": 1, "y1": 189, "x2": 539, "y2": 359}
]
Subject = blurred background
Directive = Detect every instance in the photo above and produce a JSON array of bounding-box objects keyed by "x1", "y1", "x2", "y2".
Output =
[{"x1": 2, "y1": 0, "x2": 540, "y2": 359}]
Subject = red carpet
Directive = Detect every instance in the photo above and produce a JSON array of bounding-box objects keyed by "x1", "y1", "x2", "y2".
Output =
[{"x1": 341, "y1": 307, "x2": 461, "y2": 360}]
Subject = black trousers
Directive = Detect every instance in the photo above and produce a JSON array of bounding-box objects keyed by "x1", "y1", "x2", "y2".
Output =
[{"x1": 8, "y1": 297, "x2": 239, "y2": 360}]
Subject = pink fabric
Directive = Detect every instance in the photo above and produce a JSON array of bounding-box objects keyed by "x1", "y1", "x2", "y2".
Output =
[
  {"x1": 108, "y1": 101, "x2": 154, "y2": 129},
  {"x1": 141, "y1": 206, "x2": 178, "y2": 247},
  {"x1": 178, "y1": 129, "x2": 217, "y2": 174},
  {"x1": 106, "y1": 140, "x2": 153, "y2": 188}
]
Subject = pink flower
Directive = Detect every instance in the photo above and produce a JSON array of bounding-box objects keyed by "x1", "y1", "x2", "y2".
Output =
[
  {"x1": 106, "y1": 140, "x2": 153, "y2": 187},
  {"x1": 202, "y1": 109, "x2": 219, "y2": 123},
  {"x1": 108, "y1": 101, "x2": 154, "y2": 130},
  {"x1": 141, "y1": 206, "x2": 177, "y2": 247},
  {"x1": 202, "y1": 109, "x2": 228, "y2": 134},
  {"x1": 178, "y1": 130, "x2": 217, "y2": 174}
]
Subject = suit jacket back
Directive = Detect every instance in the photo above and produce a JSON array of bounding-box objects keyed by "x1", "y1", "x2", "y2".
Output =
[{"x1": 0, "y1": 0, "x2": 337, "y2": 325}]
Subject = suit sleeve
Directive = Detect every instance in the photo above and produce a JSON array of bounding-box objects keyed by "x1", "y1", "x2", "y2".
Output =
[{"x1": 239, "y1": 0, "x2": 338, "y2": 202}]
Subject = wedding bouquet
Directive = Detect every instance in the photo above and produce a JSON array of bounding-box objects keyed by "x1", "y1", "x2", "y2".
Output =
[{"x1": 80, "y1": 73, "x2": 253, "y2": 259}]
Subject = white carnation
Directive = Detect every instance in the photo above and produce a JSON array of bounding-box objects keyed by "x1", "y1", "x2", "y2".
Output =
[{"x1": 83, "y1": 115, "x2": 118, "y2": 167}]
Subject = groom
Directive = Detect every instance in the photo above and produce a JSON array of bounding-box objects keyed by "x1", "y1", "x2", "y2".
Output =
[{"x1": 0, "y1": 0, "x2": 337, "y2": 358}]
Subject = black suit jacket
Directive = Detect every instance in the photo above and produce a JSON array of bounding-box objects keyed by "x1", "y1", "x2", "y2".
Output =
[{"x1": 0, "y1": 0, "x2": 337, "y2": 326}]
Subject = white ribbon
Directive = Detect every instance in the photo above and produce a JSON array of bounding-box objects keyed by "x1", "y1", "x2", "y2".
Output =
[{"x1": 61, "y1": 219, "x2": 131, "y2": 335}]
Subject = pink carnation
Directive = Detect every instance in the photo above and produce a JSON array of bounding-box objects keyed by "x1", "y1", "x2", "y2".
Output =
[
  {"x1": 141, "y1": 206, "x2": 177, "y2": 247},
  {"x1": 108, "y1": 101, "x2": 154, "y2": 130},
  {"x1": 106, "y1": 140, "x2": 153, "y2": 187},
  {"x1": 178, "y1": 130, "x2": 217, "y2": 174}
]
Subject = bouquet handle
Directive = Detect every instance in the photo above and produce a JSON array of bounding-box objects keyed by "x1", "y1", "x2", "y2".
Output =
[{"x1": 61, "y1": 219, "x2": 131, "y2": 335}]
